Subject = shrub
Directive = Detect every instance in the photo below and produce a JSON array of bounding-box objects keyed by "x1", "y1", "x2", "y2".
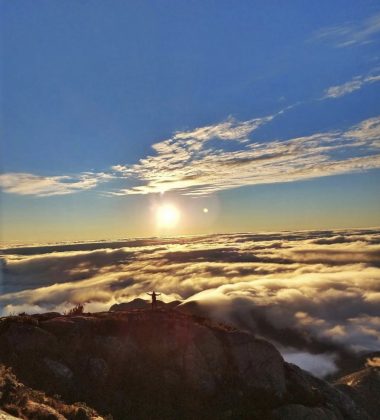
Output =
[{"x1": 66, "y1": 304, "x2": 84, "y2": 316}]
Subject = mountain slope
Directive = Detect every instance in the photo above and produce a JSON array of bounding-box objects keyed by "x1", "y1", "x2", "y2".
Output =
[{"x1": 0, "y1": 309, "x2": 377, "y2": 419}]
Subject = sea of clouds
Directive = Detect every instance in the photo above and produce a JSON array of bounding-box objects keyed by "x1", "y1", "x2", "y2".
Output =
[{"x1": 1, "y1": 228, "x2": 379, "y2": 377}]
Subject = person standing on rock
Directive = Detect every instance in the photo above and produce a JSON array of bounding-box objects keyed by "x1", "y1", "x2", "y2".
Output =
[{"x1": 147, "y1": 291, "x2": 161, "y2": 309}]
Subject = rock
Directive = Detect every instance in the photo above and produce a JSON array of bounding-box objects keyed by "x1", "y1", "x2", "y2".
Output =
[
  {"x1": 283, "y1": 362, "x2": 322, "y2": 405},
  {"x1": 110, "y1": 298, "x2": 150, "y2": 311},
  {"x1": 183, "y1": 341, "x2": 216, "y2": 394},
  {"x1": 335, "y1": 367, "x2": 380, "y2": 418},
  {"x1": 3, "y1": 323, "x2": 56, "y2": 354},
  {"x1": 110, "y1": 299, "x2": 181, "y2": 312},
  {"x1": 162, "y1": 369, "x2": 181, "y2": 387},
  {"x1": 25, "y1": 400, "x2": 66, "y2": 419},
  {"x1": 228, "y1": 331, "x2": 286, "y2": 400},
  {"x1": 0, "y1": 410, "x2": 22, "y2": 420},
  {"x1": 31, "y1": 312, "x2": 61, "y2": 322},
  {"x1": 283, "y1": 363, "x2": 372, "y2": 420},
  {"x1": 272, "y1": 404, "x2": 338, "y2": 420},
  {"x1": 0, "y1": 309, "x2": 376, "y2": 420},
  {"x1": 88, "y1": 358, "x2": 109, "y2": 380},
  {"x1": 0, "y1": 364, "x2": 105, "y2": 419},
  {"x1": 42, "y1": 317, "x2": 76, "y2": 335},
  {"x1": 44, "y1": 358, "x2": 74, "y2": 381},
  {"x1": 94, "y1": 335, "x2": 137, "y2": 362}
]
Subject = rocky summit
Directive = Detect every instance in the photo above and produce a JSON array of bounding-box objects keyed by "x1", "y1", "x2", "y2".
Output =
[{"x1": 0, "y1": 309, "x2": 378, "y2": 419}]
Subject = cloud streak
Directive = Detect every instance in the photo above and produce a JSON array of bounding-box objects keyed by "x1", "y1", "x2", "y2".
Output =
[
  {"x1": 313, "y1": 12, "x2": 380, "y2": 47},
  {"x1": 0, "y1": 172, "x2": 112, "y2": 197},
  {"x1": 323, "y1": 73, "x2": 380, "y2": 99},
  {"x1": 111, "y1": 116, "x2": 380, "y2": 196}
]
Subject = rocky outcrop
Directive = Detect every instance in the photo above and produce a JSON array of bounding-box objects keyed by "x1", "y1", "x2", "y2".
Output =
[
  {"x1": 335, "y1": 367, "x2": 380, "y2": 417},
  {"x1": 280, "y1": 363, "x2": 372, "y2": 420},
  {"x1": 110, "y1": 298, "x2": 180, "y2": 311},
  {"x1": 0, "y1": 364, "x2": 104, "y2": 420},
  {"x1": 0, "y1": 310, "x2": 377, "y2": 419}
]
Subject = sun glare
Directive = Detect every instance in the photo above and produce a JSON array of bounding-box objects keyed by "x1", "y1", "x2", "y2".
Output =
[{"x1": 156, "y1": 204, "x2": 180, "y2": 228}]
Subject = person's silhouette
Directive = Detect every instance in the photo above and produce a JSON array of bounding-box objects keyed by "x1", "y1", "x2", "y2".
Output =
[{"x1": 147, "y1": 291, "x2": 161, "y2": 309}]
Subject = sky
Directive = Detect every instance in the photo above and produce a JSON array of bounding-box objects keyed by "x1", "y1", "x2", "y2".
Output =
[{"x1": 1, "y1": 0, "x2": 380, "y2": 243}]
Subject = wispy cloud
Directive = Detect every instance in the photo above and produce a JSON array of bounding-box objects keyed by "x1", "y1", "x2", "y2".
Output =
[
  {"x1": 2, "y1": 114, "x2": 379, "y2": 198},
  {"x1": 111, "y1": 116, "x2": 380, "y2": 196},
  {"x1": 323, "y1": 73, "x2": 380, "y2": 99},
  {"x1": 171, "y1": 115, "x2": 275, "y2": 143},
  {"x1": 0, "y1": 172, "x2": 112, "y2": 197},
  {"x1": 111, "y1": 114, "x2": 275, "y2": 176},
  {"x1": 313, "y1": 12, "x2": 380, "y2": 47}
]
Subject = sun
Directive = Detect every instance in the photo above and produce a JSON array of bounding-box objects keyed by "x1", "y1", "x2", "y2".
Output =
[{"x1": 156, "y1": 204, "x2": 180, "y2": 228}]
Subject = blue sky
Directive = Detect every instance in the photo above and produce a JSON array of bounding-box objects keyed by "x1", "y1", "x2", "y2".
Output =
[{"x1": 1, "y1": 0, "x2": 380, "y2": 242}]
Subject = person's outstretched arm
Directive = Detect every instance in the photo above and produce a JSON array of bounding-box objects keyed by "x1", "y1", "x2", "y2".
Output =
[{"x1": 147, "y1": 292, "x2": 153, "y2": 296}]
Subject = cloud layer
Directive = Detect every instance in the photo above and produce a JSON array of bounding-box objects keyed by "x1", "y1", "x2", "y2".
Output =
[
  {"x1": 112, "y1": 116, "x2": 380, "y2": 196},
  {"x1": 1, "y1": 228, "x2": 379, "y2": 376}
]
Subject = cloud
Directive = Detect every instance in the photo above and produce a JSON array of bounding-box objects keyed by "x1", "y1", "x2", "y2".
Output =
[
  {"x1": 313, "y1": 12, "x2": 380, "y2": 47},
  {"x1": 171, "y1": 115, "x2": 275, "y2": 142},
  {"x1": 283, "y1": 351, "x2": 338, "y2": 378},
  {"x1": 110, "y1": 114, "x2": 275, "y2": 178},
  {"x1": 1, "y1": 228, "x2": 380, "y2": 379},
  {"x1": 2, "y1": 113, "x2": 379, "y2": 199},
  {"x1": 323, "y1": 73, "x2": 380, "y2": 99},
  {"x1": 183, "y1": 265, "x2": 380, "y2": 352},
  {"x1": 0, "y1": 115, "x2": 276, "y2": 197},
  {"x1": 0, "y1": 172, "x2": 112, "y2": 197},
  {"x1": 111, "y1": 116, "x2": 380, "y2": 196}
]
